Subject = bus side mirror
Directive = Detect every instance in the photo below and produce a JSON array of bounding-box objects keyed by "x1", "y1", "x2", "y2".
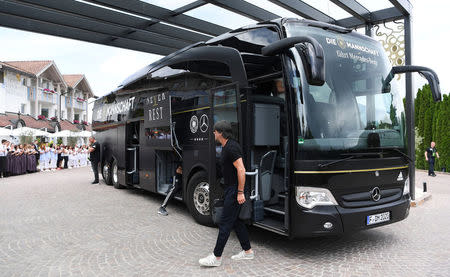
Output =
[
  {"x1": 294, "y1": 43, "x2": 325, "y2": 86},
  {"x1": 387, "y1": 66, "x2": 442, "y2": 102},
  {"x1": 261, "y1": 36, "x2": 325, "y2": 86}
]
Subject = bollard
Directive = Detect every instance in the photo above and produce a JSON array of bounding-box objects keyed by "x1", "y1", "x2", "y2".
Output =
[{"x1": 423, "y1": 182, "x2": 427, "y2": 193}]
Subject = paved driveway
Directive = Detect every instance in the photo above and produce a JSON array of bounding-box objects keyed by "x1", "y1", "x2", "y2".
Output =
[{"x1": 0, "y1": 168, "x2": 449, "y2": 277}]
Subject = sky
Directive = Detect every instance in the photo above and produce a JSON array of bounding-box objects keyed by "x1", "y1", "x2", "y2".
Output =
[{"x1": 1, "y1": 0, "x2": 449, "y2": 121}]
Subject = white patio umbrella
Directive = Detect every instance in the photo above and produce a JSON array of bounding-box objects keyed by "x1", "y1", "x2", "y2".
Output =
[
  {"x1": 11, "y1": 127, "x2": 36, "y2": 136},
  {"x1": 78, "y1": 130, "x2": 92, "y2": 137},
  {"x1": 50, "y1": 130, "x2": 73, "y2": 137},
  {"x1": 33, "y1": 129, "x2": 51, "y2": 137},
  {"x1": 0, "y1": 127, "x2": 12, "y2": 136}
]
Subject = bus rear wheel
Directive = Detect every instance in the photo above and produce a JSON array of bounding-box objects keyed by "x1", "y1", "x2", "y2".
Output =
[
  {"x1": 111, "y1": 159, "x2": 125, "y2": 189},
  {"x1": 187, "y1": 171, "x2": 214, "y2": 226},
  {"x1": 102, "y1": 161, "x2": 112, "y2": 185}
]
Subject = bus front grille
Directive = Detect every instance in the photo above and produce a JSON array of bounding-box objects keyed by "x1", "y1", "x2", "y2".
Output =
[{"x1": 339, "y1": 188, "x2": 402, "y2": 208}]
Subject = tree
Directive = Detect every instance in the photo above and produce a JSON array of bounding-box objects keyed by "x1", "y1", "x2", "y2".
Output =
[{"x1": 414, "y1": 84, "x2": 449, "y2": 172}]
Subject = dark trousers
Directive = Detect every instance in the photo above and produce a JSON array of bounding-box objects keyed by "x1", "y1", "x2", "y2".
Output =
[
  {"x1": 63, "y1": 156, "x2": 68, "y2": 169},
  {"x1": 91, "y1": 160, "x2": 99, "y2": 181},
  {"x1": 161, "y1": 174, "x2": 182, "y2": 208},
  {"x1": 213, "y1": 186, "x2": 251, "y2": 257},
  {"x1": 428, "y1": 159, "x2": 435, "y2": 175}
]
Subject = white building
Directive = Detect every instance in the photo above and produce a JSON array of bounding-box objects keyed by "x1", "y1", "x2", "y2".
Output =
[{"x1": 0, "y1": 60, "x2": 94, "y2": 121}]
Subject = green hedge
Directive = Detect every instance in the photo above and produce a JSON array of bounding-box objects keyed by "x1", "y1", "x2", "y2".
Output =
[{"x1": 415, "y1": 84, "x2": 450, "y2": 172}]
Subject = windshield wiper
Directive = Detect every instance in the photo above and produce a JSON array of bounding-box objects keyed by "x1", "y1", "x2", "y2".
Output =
[
  {"x1": 318, "y1": 152, "x2": 382, "y2": 168},
  {"x1": 380, "y1": 148, "x2": 413, "y2": 163}
]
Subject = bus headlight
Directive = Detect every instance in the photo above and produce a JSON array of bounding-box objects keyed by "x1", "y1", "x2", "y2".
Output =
[
  {"x1": 295, "y1": 186, "x2": 338, "y2": 209},
  {"x1": 403, "y1": 177, "x2": 410, "y2": 195}
]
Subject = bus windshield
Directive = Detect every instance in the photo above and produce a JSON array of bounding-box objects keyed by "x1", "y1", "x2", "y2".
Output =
[{"x1": 285, "y1": 23, "x2": 406, "y2": 160}]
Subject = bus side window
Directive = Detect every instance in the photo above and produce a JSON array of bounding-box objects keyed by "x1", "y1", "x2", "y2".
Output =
[{"x1": 213, "y1": 87, "x2": 239, "y2": 141}]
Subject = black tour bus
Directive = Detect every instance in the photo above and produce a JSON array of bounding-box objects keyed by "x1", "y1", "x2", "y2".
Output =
[{"x1": 93, "y1": 18, "x2": 441, "y2": 238}]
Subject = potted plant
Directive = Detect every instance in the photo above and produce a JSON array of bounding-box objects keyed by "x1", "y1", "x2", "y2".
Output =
[
  {"x1": 38, "y1": 115, "x2": 46, "y2": 120},
  {"x1": 73, "y1": 120, "x2": 80, "y2": 124}
]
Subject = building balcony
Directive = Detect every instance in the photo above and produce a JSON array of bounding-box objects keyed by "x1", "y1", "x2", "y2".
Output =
[{"x1": 65, "y1": 96, "x2": 87, "y2": 110}]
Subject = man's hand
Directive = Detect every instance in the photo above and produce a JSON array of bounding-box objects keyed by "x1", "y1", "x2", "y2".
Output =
[{"x1": 237, "y1": 192, "x2": 245, "y2": 204}]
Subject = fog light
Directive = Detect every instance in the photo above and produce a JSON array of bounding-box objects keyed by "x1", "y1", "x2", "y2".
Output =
[{"x1": 323, "y1": 222, "x2": 333, "y2": 229}]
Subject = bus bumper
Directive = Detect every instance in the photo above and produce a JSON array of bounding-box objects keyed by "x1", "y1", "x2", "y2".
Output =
[{"x1": 290, "y1": 195, "x2": 410, "y2": 238}]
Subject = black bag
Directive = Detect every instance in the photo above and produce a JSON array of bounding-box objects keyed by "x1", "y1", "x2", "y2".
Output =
[
  {"x1": 212, "y1": 199, "x2": 224, "y2": 225},
  {"x1": 238, "y1": 191, "x2": 252, "y2": 222},
  {"x1": 238, "y1": 200, "x2": 252, "y2": 221}
]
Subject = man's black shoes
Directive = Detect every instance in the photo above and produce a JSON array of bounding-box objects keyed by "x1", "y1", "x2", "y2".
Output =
[{"x1": 92, "y1": 180, "x2": 99, "y2": 184}]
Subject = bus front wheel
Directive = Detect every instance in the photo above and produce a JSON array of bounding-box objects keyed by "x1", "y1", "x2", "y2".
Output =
[{"x1": 187, "y1": 171, "x2": 214, "y2": 226}]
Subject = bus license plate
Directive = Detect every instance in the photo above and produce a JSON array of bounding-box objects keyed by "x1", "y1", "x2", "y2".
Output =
[{"x1": 367, "y1": 212, "x2": 390, "y2": 225}]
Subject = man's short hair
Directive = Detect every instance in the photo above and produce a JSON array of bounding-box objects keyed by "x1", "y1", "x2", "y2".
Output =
[
  {"x1": 1, "y1": 139, "x2": 6, "y2": 144},
  {"x1": 214, "y1": 120, "x2": 233, "y2": 140}
]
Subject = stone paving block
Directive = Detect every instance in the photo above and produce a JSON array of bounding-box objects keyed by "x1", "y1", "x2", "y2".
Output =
[{"x1": 0, "y1": 168, "x2": 449, "y2": 276}]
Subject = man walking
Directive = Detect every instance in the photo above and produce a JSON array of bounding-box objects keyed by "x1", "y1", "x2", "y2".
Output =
[
  {"x1": 425, "y1": 141, "x2": 440, "y2": 177},
  {"x1": 88, "y1": 136, "x2": 100, "y2": 184},
  {"x1": 199, "y1": 120, "x2": 253, "y2": 267}
]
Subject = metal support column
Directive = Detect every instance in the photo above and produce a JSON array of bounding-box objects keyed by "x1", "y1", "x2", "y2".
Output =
[{"x1": 404, "y1": 15, "x2": 415, "y2": 200}]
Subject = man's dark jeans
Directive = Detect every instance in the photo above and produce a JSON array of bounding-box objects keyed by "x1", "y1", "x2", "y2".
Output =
[
  {"x1": 91, "y1": 160, "x2": 99, "y2": 181},
  {"x1": 213, "y1": 186, "x2": 251, "y2": 257},
  {"x1": 428, "y1": 159, "x2": 435, "y2": 175}
]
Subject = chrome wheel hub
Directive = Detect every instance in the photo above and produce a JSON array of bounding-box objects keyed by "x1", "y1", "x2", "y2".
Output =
[{"x1": 193, "y1": 182, "x2": 210, "y2": 215}]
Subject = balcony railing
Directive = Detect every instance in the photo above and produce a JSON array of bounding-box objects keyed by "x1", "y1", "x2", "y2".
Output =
[
  {"x1": 39, "y1": 88, "x2": 57, "y2": 104},
  {"x1": 66, "y1": 96, "x2": 87, "y2": 110}
]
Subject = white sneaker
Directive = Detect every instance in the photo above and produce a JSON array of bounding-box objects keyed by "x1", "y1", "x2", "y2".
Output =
[
  {"x1": 199, "y1": 253, "x2": 221, "y2": 267},
  {"x1": 231, "y1": 250, "x2": 254, "y2": 260}
]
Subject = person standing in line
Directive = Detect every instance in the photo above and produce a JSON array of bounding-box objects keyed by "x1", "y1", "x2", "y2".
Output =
[
  {"x1": 0, "y1": 140, "x2": 8, "y2": 178},
  {"x1": 38, "y1": 144, "x2": 46, "y2": 171},
  {"x1": 62, "y1": 146, "x2": 69, "y2": 169},
  {"x1": 88, "y1": 136, "x2": 100, "y2": 184},
  {"x1": 425, "y1": 141, "x2": 440, "y2": 177},
  {"x1": 199, "y1": 120, "x2": 253, "y2": 267},
  {"x1": 33, "y1": 140, "x2": 40, "y2": 166}
]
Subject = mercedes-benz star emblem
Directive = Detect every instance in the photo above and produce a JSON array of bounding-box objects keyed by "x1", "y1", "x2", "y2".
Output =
[
  {"x1": 199, "y1": 114, "x2": 209, "y2": 133},
  {"x1": 371, "y1": 187, "x2": 381, "y2": 202}
]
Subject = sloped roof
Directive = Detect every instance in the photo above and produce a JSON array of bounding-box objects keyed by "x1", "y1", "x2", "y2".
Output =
[
  {"x1": 63, "y1": 74, "x2": 94, "y2": 98},
  {"x1": 4, "y1": 60, "x2": 67, "y2": 89},
  {"x1": 59, "y1": 119, "x2": 80, "y2": 131},
  {"x1": 0, "y1": 113, "x2": 91, "y2": 133},
  {"x1": 0, "y1": 62, "x2": 34, "y2": 76},
  {"x1": 4, "y1": 60, "x2": 52, "y2": 75},
  {"x1": 63, "y1": 74, "x2": 83, "y2": 88}
]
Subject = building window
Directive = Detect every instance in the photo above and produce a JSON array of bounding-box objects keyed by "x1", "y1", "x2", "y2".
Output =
[
  {"x1": 41, "y1": 108, "x2": 49, "y2": 118},
  {"x1": 22, "y1": 78, "x2": 26, "y2": 86},
  {"x1": 61, "y1": 110, "x2": 65, "y2": 119},
  {"x1": 74, "y1": 114, "x2": 80, "y2": 121},
  {"x1": 21, "y1": 104, "x2": 26, "y2": 114},
  {"x1": 0, "y1": 71, "x2": 4, "y2": 83}
]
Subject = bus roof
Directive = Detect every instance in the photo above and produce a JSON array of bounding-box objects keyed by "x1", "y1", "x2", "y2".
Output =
[{"x1": 100, "y1": 18, "x2": 364, "y2": 102}]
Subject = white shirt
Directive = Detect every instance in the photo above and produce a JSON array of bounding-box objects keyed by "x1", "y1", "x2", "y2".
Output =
[{"x1": 0, "y1": 144, "x2": 6, "y2": 157}]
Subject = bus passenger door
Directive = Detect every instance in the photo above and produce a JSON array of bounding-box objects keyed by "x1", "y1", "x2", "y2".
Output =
[{"x1": 208, "y1": 83, "x2": 242, "y2": 205}]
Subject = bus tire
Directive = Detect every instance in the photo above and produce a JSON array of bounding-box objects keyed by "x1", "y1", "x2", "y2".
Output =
[
  {"x1": 187, "y1": 171, "x2": 214, "y2": 227},
  {"x1": 111, "y1": 159, "x2": 125, "y2": 189},
  {"x1": 102, "y1": 161, "x2": 112, "y2": 185}
]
